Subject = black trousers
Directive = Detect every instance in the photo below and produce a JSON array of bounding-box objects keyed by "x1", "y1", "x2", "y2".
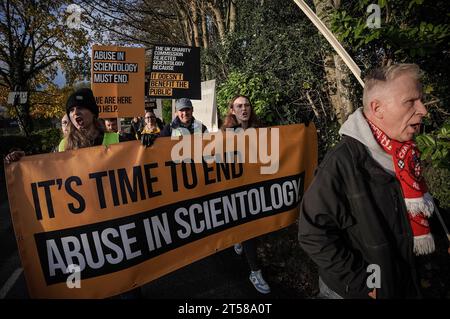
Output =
[{"x1": 242, "y1": 238, "x2": 260, "y2": 271}]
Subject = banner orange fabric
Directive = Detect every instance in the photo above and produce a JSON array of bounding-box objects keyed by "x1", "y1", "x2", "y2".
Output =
[{"x1": 5, "y1": 124, "x2": 317, "y2": 298}]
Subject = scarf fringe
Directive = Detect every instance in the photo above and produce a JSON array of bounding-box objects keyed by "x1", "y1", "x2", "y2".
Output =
[
  {"x1": 413, "y1": 233, "x2": 435, "y2": 255},
  {"x1": 405, "y1": 192, "x2": 435, "y2": 217}
]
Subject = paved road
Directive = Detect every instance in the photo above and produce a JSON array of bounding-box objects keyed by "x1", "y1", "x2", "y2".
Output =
[{"x1": 0, "y1": 199, "x2": 297, "y2": 299}]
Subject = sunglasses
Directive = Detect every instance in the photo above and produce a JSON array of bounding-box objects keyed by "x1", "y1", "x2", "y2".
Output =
[{"x1": 145, "y1": 116, "x2": 156, "y2": 119}]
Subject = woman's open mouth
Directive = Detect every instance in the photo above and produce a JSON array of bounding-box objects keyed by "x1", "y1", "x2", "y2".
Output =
[{"x1": 75, "y1": 117, "x2": 84, "y2": 126}]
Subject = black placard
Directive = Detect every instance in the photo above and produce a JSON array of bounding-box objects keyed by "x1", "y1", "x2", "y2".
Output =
[{"x1": 148, "y1": 45, "x2": 201, "y2": 99}]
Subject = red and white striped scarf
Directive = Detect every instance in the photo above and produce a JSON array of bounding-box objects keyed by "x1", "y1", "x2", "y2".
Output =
[{"x1": 367, "y1": 119, "x2": 435, "y2": 255}]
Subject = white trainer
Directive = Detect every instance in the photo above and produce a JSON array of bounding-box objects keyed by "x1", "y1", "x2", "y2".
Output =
[{"x1": 249, "y1": 270, "x2": 271, "y2": 294}]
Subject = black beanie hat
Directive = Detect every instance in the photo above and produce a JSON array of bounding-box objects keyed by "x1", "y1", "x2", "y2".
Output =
[{"x1": 66, "y1": 88, "x2": 99, "y2": 118}]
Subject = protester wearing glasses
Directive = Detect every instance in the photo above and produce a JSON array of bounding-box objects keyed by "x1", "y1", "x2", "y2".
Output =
[{"x1": 140, "y1": 111, "x2": 161, "y2": 147}]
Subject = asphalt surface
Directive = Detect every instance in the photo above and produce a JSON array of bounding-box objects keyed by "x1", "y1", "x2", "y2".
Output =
[{"x1": 0, "y1": 198, "x2": 295, "y2": 299}]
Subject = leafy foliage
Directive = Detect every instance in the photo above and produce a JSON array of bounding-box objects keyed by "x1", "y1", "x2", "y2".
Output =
[
  {"x1": 330, "y1": 0, "x2": 450, "y2": 126},
  {"x1": 207, "y1": 0, "x2": 338, "y2": 153},
  {"x1": 331, "y1": 0, "x2": 450, "y2": 57},
  {"x1": 162, "y1": 99, "x2": 173, "y2": 125},
  {"x1": 417, "y1": 122, "x2": 450, "y2": 208},
  {"x1": 216, "y1": 71, "x2": 280, "y2": 124},
  {"x1": 417, "y1": 123, "x2": 450, "y2": 169},
  {"x1": 423, "y1": 165, "x2": 450, "y2": 209}
]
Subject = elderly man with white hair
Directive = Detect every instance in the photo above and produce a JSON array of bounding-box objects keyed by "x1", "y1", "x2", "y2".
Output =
[{"x1": 299, "y1": 64, "x2": 434, "y2": 299}]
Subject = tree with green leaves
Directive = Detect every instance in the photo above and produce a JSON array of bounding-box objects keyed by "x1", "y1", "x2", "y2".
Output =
[
  {"x1": 330, "y1": 0, "x2": 450, "y2": 123},
  {"x1": 210, "y1": 1, "x2": 332, "y2": 135}
]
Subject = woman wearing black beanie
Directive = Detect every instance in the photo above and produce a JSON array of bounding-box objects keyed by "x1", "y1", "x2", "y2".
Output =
[{"x1": 58, "y1": 88, "x2": 121, "y2": 151}]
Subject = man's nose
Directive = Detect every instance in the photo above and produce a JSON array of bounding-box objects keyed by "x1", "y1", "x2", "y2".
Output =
[{"x1": 415, "y1": 99, "x2": 427, "y2": 117}]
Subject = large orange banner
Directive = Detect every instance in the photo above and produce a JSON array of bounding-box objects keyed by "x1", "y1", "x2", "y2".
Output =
[{"x1": 5, "y1": 124, "x2": 317, "y2": 298}]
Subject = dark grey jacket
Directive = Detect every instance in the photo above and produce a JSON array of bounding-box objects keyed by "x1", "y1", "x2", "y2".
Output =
[{"x1": 299, "y1": 109, "x2": 422, "y2": 299}]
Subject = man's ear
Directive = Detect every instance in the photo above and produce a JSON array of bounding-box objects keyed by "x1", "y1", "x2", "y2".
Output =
[{"x1": 370, "y1": 99, "x2": 384, "y2": 119}]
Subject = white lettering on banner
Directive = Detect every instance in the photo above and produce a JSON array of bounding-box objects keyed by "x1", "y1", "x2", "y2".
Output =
[
  {"x1": 171, "y1": 47, "x2": 191, "y2": 53},
  {"x1": 174, "y1": 179, "x2": 301, "y2": 239},
  {"x1": 92, "y1": 62, "x2": 138, "y2": 72},
  {"x1": 143, "y1": 213, "x2": 172, "y2": 251},
  {"x1": 47, "y1": 223, "x2": 141, "y2": 277},
  {"x1": 43, "y1": 177, "x2": 302, "y2": 279},
  {"x1": 93, "y1": 50, "x2": 126, "y2": 61}
]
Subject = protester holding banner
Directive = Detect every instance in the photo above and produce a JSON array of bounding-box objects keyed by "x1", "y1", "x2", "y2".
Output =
[
  {"x1": 159, "y1": 98, "x2": 207, "y2": 138},
  {"x1": 140, "y1": 111, "x2": 161, "y2": 147},
  {"x1": 141, "y1": 111, "x2": 161, "y2": 135},
  {"x1": 5, "y1": 88, "x2": 116, "y2": 160},
  {"x1": 221, "y1": 94, "x2": 271, "y2": 295},
  {"x1": 5, "y1": 87, "x2": 142, "y2": 299},
  {"x1": 299, "y1": 64, "x2": 432, "y2": 299}
]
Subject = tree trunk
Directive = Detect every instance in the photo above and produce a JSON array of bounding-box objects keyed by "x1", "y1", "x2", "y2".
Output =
[
  {"x1": 313, "y1": 0, "x2": 355, "y2": 124},
  {"x1": 208, "y1": 2, "x2": 226, "y2": 43},
  {"x1": 334, "y1": 55, "x2": 354, "y2": 123},
  {"x1": 229, "y1": 0, "x2": 237, "y2": 34},
  {"x1": 200, "y1": 0, "x2": 209, "y2": 49},
  {"x1": 200, "y1": 0, "x2": 211, "y2": 80},
  {"x1": 11, "y1": 77, "x2": 32, "y2": 136},
  {"x1": 16, "y1": 101, "x2": 32, "y2": 136},
  {"x1": 189, "y1": 0, "x2": 201, "y2": 47},
  {"x1": 175, "y1": 1, "x2": 192, "y2": 46}
]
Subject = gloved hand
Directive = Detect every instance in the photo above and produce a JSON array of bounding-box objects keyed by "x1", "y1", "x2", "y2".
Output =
[{"x1": 141, "y1": 133, "x2": 158, "y2": 148}]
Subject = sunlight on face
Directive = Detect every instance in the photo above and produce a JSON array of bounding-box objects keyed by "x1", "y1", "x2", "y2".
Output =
[
  {"x1": 377, "y1": 74, "x2": 427, "y2": 142},
  {"x1": 232, "y1": 96, "x2": 251, "y2": 124}
]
